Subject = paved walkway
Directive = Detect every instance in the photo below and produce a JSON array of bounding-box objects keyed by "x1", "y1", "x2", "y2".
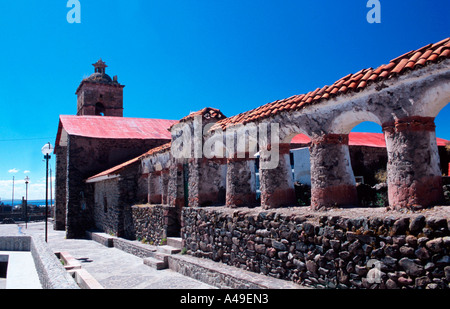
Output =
[
  {"x1": 1, "y1": 220, "x2": 306, "y2": 290},
  {"x1": 1, "y1": 220, "x2": 214, "y2": 289}
]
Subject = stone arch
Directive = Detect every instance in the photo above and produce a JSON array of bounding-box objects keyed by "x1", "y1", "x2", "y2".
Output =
[
  {"x1": 95, "y1": 102, "x2": 105, "y2": 116},
  {"x1": 411, "y1": 76, "x2": 450, "y2": 118},
  {"x1": 329, "y1": 110, "x2": 383, "y2": 135}
]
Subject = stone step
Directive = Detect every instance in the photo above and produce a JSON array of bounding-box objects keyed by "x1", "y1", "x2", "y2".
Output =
[
  {"x1": 157, "y1": 245, "x2": 181, "y2": 255},
  {"x1": 143, "y1": 256, "x2": 167, "y2": 270},
  {"x1": 167, "y1": 237, "x2": 182, "y2": 249},
  {"x1": 148, "y1": 251, "x2": 169, "y2": 263}
]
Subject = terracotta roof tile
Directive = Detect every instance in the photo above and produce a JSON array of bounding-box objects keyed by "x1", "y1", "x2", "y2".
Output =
[{"x1": 211, "y1": 37, "x2": 450, "y2": 131}]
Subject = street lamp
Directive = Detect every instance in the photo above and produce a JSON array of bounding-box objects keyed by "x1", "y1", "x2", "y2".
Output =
[
  {"x1": 41, "y1": 142, "x2": 53, "y2": 242},
  {"x1": 24, "y1": 176, "x2": 29, "y2": 228}
]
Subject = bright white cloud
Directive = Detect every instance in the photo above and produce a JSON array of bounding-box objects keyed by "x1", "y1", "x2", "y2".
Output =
[
  {"x1": 0, "y1": 178, "x2": 55, "y2": 201},
  {"x1": 8, "y1": 168, "x2": 19, "y2": 173},
  {"x1": 23, "y1": 170, "x2": 31, "y2": 174}
]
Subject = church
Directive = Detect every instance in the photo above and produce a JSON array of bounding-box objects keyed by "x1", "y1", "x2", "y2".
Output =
[{"x1": 54, "y1": 60, "x2": 177, "y2": 238}]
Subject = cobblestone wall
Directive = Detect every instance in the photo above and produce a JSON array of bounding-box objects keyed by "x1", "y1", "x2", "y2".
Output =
[
  {"x1": 182, "y1": 206, "x2": 450, "y2": 289},
  {"x1": 132, "y1": 205, "x2": 179, "y2": 245}
]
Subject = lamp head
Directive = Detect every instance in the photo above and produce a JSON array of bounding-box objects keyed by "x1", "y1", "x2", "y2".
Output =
[{"x1": 41, "y1": 143, "x2": 53, "y2": 156}]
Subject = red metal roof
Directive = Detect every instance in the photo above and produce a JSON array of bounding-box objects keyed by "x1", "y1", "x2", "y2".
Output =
[
  {"x1": 57, "y1": 115, "x2": 177, "y2": 140},
  {"x1": 291, "y1": 132, "x2": 449, "y2": 148}
]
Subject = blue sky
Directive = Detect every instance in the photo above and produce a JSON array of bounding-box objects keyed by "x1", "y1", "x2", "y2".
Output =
[{"x1": 0, "y1": 0, "x2": 449, "y2": 200}]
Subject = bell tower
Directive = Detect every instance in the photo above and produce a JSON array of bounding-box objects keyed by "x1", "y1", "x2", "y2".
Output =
[{"x1": 76, "y1": 59, "x2": 125, "y2": 117}]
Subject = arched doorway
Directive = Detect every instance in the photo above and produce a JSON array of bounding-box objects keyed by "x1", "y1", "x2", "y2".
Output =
[
  {"x1": 349, "y1": 121, "x2": 388, "y2": 207},
  {"x1": 434, "y1": 100, "x2": 450, "y2": 205},
  {"x1": 289, "y1": 133, "x2": 312, "y2": 206}
]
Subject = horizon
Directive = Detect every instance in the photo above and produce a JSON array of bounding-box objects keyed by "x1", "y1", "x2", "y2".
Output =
[{"x1": 0, "y1": 1, "x2": 449, "y2": 199}]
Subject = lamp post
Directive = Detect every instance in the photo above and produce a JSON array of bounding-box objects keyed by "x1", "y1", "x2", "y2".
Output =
[
  {"x1": 41, "y1": 142, "x2": 53, "y2": 242},
  {"x1": 24, "y1": 176, "x2": 29, "y2": 228}
]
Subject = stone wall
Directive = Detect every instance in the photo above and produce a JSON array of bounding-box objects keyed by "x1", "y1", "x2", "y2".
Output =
[
  {"x1": 93, "y1": 178, "x2": 121, "y2": 236},
  {"x1": 63, "y1": 135, "x2": 168, "y2": 238},
  {"x1": 182, "y1": 206, "x2": 450, "y2": 289},
  {"x1": 132, "y1": 205, "x2": 179, "y2": 245},
  {"x1": 92, "y1": 161, "x2": 148, "y2": 239}
]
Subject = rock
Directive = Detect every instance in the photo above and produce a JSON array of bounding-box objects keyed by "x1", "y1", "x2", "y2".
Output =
[
  {"x1": 355, "y1": 265, "x2": 368, "y2": 277},
  {"x1": 255, "y1": 244, "x2": 265, "y2": 254},
  {"x1": 409, "y1": 215, "x2": 425, "y2": 234},
  {"x1": 415, "y1": 276, "x2": 431, "y2": 288},
  {"x1": 399, "y1": 246, "x2": 414, "y2": 257},
  {"x1": 426, "y1": 217, "x2": 448, "y2": 231},
  {"x1": 272, "y1": 240, "x2": 287, "y2": 251},
  {"x1": 443, "y1": 236, "x2": 450, "y2": 248},
  {"x1": 397, "y1": 276, "x2": 413, "y2": 286},
  {"x1": 406, "y1": 235, "x2": 418, "y2": 247},
  {"x1": 426, "y1": 283, "x2": 439, "y2": 289},
  {"x1": 293, "y1": 259, "x2": 306, "y2": 271},
  {"x1": 444, "y1": 266, "x2": 450, "y2": 281},
  {"x1": 303, "y1": 222, "x2": 315, "y2": 236},
  {"x1": 425, "y1": 238, "x2": 443, "y2": 253},
  {"x1": 392, "y1": 217, "x2": 409, "y2": 235},
  {"x1": 339, "y1": 251, "x2": 351, "y2": 260},
  {"x1": 306, "y1": 260, "x2": 318, "y2": 274},
  {"x1": 266, "y1": 247, "x2": 276, "y2": 258},
  {"x1": 386, "y1": 278, "x2": 398, "y2": 289},
  {"x1": 399, "y1": 257, "x2": 424, "y2": 277},
  {"x1": 436, "y1": 255, "x2": 450, "y2": 266},
  {"x1": 414, "y1": 247, "x2": 430, "y2": 260}
]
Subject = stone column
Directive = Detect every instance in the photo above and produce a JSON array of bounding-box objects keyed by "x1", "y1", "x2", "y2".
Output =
[
  {"x1": 259, "y1": 143, "x2": 296, "y2": 209},
  {"x1": 382, "y1": 116, "x2": 443, "y2": 210},
  {"x1": 310, "y1": 134, "x2": 358, "y2": 209},
  {"x1": 226, "y1": 154, "x2": 258, "y2": 208}
]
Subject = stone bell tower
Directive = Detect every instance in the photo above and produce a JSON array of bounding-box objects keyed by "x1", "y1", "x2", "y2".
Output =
[{"x1": 76, "y1": 59, "x2": 125, "y2": 117}]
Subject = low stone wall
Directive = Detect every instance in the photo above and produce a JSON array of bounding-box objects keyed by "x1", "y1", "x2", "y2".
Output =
[
  {"x1": 182, "y1": 206, "x2": 450, "y2": 289},
  {"x1": 131, "y1": 205, "x2": 179, "y2": 245},
  {"x1": 0, "y1": 235, "x2": 79, "y2": 289}
]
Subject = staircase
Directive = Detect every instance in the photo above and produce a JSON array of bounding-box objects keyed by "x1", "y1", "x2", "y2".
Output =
[{"x1": 143, "y1": 237, "x2": 182, "y2": 270}]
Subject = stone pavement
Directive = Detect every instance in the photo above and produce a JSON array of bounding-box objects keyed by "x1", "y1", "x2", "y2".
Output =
[
  {"x1": 0, "y1": 220, "x2": 305, "y2": 289},
  {"x1": 18, "y1": 221, "x2": 215, "y2": 289}
]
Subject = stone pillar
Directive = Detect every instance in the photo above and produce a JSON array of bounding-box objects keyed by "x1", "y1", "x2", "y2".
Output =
[
  {"x1": 310, "y1": 134, "x2": 358, "y2": 209},
  {"x1": 189, "y1": 158, "x2": 227, "y2": 207},
  {"x1": 382, "y1": 116, "x2": 443, "y2": 210},
  {"x1": 259, "y1": 143, "x2": 296, "y2": 209},
  {"x1": 226, "y1": 154, "x2": 257, "y2": 207}
]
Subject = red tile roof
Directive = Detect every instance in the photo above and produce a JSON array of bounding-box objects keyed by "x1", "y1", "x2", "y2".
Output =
[
  {"x1": 213, "y1": 37, "x2": 450, "y2": 131},
  {"x1": 291, "y1": 132, "x2": 449, "y2": 148},
  {"x1": 56, "y1": 115, "x2": 177, "y2": 145},
  {"x1": 169, "y1": 107, "x2": 226, "y2": 130}
]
